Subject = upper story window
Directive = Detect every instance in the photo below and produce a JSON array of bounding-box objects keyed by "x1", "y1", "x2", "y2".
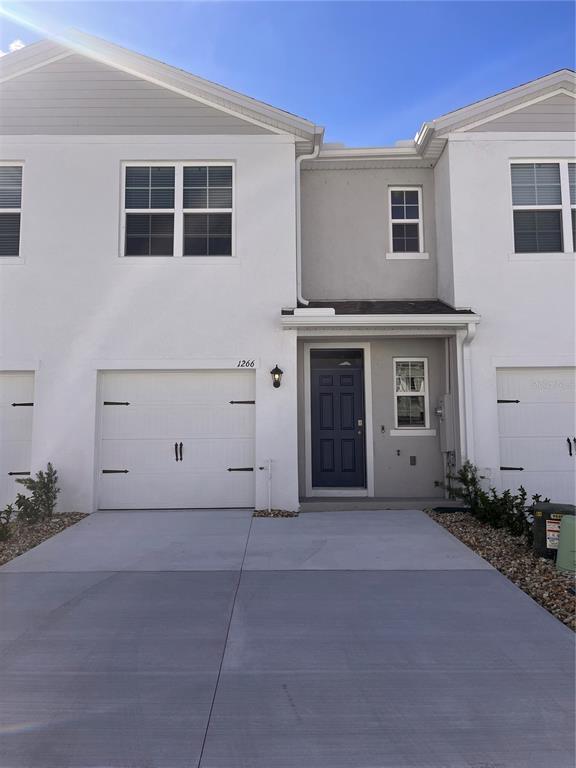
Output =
[
  {"x1": 0, "y1": 164, "x2": 22, "y2": 258},
  {"x1": 394, "y1": 358, "x2": 430, "y2": 429},
  {"x1": 122, "y1": 162, "x2": 233, "y2": 258},
  {"x1": 511, "y1": 162, "x2": 575, "y2": 254},
  {"x1": 389, "y1": 188, "x2": 423, "y2": 254}
]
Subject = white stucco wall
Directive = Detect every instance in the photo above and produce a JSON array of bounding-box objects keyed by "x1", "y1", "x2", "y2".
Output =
[
  {"x1": 446, "y1": 132, "x2": 576, "y2": 487},
  {"x1": 0, "y1": 134, "x2": 299, "y2": 512}
]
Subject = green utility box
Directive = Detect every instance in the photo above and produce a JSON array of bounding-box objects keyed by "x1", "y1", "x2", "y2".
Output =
[
  {"x1": 556, "y1": 515, "x2": 576, "y2": 573},
  {"x1": 532, "y1": 503, "x2": 576, "y2": 559}
]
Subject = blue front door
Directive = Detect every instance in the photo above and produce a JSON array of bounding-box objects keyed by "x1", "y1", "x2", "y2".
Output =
[{"x1": 311, "y1": 350, "x2": 366, "y2": 488}]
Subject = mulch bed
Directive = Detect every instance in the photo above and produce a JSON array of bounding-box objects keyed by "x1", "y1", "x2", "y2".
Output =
[
  {"x1": 427, "y1": 509, "x2": 575, "y2": 631},
  {"x1": 0, "y1": 513, "x2": 88, "y2": 567},
  {"x1": 253, "y1": 509, "x2": 299, "y2": 518}
]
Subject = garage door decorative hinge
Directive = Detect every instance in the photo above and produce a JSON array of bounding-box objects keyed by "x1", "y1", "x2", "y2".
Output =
[
  {"x1": 8, "y1": 471, "x2": 30, "y2": 476},
  {"x1": 227, "y1": 467, "x2": 254, "y2": 472},
  {"x1": 103, "y1": 401, "x2": 130, "y2": 406},
  {"x1": 11, "y1": 402, "x2": 33, "y2": 407},
  {"x1": 500, "y1": 466, "x2": 524, "y2": 471},
  {"x1": 229, "y1": 400, "x2": 255, "y2": 405},
  {"x1": 497, "y1": 399, "x2": 520, "y2": 404},
  {"x1": 102, "y1": 469, "x2": 129, "y2": 474}
]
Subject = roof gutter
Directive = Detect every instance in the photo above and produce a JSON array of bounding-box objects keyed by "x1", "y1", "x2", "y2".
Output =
[{"x1": 296, "y1": 129, "x2": 323, "y2": 306}]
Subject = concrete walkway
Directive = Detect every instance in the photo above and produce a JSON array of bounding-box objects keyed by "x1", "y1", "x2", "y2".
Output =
[{"x1": 0, "y1": 510, "x2": 574, "y2": 768}]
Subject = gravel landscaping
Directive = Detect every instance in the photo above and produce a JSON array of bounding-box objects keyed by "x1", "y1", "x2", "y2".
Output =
[
  {"x1": 0, "y1": 513, "x2": 87, "y2": 567},
  {"x1": 253, "y1": 509, "x2": 299, "y2": 517},
  {"x1": 428, "y1": 509, "x2": 575, "y2": 631}
]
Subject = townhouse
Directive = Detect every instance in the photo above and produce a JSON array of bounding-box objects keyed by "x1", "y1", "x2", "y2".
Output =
[{"x1": 0, "y1": 31, "x2": 574, "y2": 512}]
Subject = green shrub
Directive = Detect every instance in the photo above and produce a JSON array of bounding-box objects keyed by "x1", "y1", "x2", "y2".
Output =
[
  {"x1": 15, "y1": 463, "x2": 60, "y2": 524},
  {"x1": 450, "y1": 460, "x2": 548, "y2": 545},
  {"x1": 0, "y1": 504, "x2": 14, "y2": 541}
]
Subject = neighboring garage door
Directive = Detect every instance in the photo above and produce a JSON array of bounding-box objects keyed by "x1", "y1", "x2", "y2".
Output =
[
  {"x1": 99, "y1": 371, "x2": 255, "y2": 509},
  {"x1": 497, "y1": 368, "x2": 576, "y2": 505},
  {"x1": 0, "y1": 372, "x2": 34, "y2": 508}
]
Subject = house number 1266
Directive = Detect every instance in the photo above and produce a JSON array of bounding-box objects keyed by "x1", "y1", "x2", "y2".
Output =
[{"x1": 237, "y1": 360, "x2": 255, "y2": 368}]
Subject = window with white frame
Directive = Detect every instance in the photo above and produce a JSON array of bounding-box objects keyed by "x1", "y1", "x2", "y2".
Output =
[
  {"x1": 394, "y1": 358, "x2": 429, "y2": 429},
  {"x1": 511, "y1": 161, "x2": 576, "y2": 253},
  {"x1": 0, "y1": 165, "x2": 22, "y2": 257},
  {"x1": 183, "y1": 165, "x2": 233, "y2": 257},
  {"x1": 389, "y1": 188, "x2": 423, "y2": 253},
  {"x1": 122, "y1": 162, "x2": 233, "y2": 258}
]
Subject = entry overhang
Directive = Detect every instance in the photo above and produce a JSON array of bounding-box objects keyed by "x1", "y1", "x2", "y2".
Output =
[{"x1": 281, "y1": 312, "x2": 480, "y2": 332}]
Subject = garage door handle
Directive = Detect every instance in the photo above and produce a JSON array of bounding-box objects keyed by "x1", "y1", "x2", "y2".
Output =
[
  {"x1": 179, "y1": 442, "x2": 183, "y2": 462},
  {"x1": 568, "y1": 438, "x2": 573, "y2": 457},
  {"x1": 500, "y1": 466, "x2": 524, "y2": 471}
]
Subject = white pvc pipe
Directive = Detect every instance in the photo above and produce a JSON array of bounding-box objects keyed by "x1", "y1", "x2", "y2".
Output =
[{"x1": 295, "y1": 132, "x2": 322, "y2": 306}]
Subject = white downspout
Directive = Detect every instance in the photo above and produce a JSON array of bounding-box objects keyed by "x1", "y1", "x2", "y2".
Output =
[
  {"x1": 296, "y1": 130, "x2": 323, "y2": 306},
  {"x1": 456, "y1": 322, "x2": 477, "y2": 464}
]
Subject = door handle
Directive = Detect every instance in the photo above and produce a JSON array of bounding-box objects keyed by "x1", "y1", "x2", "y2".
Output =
[
  {"x1": 174, "y1": 442, "x2": 179, "y2": 462},
  {"x1": 568, "y1": 438, "x2": 573, "y2": 457},
  {"x1": 179, "y1": 442, "x2": 183, "y2": 462}
]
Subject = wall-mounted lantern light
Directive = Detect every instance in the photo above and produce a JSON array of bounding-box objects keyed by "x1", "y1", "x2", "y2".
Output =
[{"x1": 271, "y1": 365, "x2": 283, "y2": 388}]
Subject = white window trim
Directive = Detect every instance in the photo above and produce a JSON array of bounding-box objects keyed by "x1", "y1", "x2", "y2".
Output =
[
  {"x1": 387, "y1": 186, "x2": 425, "y2": 259},
  {"x1": 393, "y1": 357, "x2": 431, "y2": 431},
  {"x1": 510, "y1": 160, "x2": 575, "y2": 255},
  {"x1": 0, "y1": 161, "x2": 23, "y2": 264},
  {"x1": 119, "y1": 161, "x2": 236, "y2": 261}
]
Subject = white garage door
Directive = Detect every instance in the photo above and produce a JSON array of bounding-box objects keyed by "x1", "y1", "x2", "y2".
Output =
[
  {"x1": 99, "y1": 371, "x2": 255, "y2": 509},
  {"x1": 0, "y1": 372, "x2": 34, "y2": 508},
  {"x1": 497, "y1": 368, "x2": 576, "y2": 505}
]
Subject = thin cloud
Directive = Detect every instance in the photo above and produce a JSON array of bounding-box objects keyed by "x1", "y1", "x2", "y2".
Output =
[{"x1": 0, "y1": 38, "x2": 26, "y2": 57}]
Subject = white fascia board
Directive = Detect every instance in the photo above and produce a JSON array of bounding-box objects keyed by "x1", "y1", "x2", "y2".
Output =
[{"x1": 281, "y1": 313, "x2": 481, "y2": 329}]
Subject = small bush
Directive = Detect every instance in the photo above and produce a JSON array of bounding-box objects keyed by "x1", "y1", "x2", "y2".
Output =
[
  {"x1": 15, "y1": 463, "x2": 60, "y2": 524},
  {"x1": 0, "y1": 504, "x2": 14, "y2": 541},
  {"x1": 450, "y1": 460, "x2": 548, "y2": 545}
]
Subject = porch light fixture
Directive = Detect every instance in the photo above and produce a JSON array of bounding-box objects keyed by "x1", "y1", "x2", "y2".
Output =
[{"x1": 271, "y1": 365, "x2": 283, "y2": 388}]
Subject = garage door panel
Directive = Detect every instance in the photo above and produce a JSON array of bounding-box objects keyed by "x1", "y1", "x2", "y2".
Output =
[
  {"x1": 497, "y1": 368, "x2": 575, "y2": 505},
  {"x1": 100, "y1": 471, "x2": 254, "y2": 509},
  {"x1": 101, "y1": 437, "x2": 254, "y2": 473},
  {"x1": 497, "y1": 368, "x2": 576, "y2": 403},
  {"x1": 499, "y1": 437, "x2": 572, "y2": 470},
  {"x1": 0, "y1": 372, "x2": 34, "y2": 509},
  {"x1": 0, "y1": 373, "x2": 34, "y2": 402},
  {"x1": 500, "y1": 470, "x2": 574, "y2": 504},
  {"x1": 101, "y1": 404, "x2": 253, "y2": 440},
  {"x1": 498, "y1": 403, "x2": 576, "y2": 437},
  {"x1": 99, "y1": 371, "x2": 255, "y2": 509},
  {"x1": 0, "y1": 409, "x2": 34, "y2": 441},
  {"x1": 102, "y1": 371, "x2": 254, "y2": 403}
]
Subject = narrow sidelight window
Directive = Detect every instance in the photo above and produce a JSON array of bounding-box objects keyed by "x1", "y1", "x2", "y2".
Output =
[
  {"x1": 389, "y1": 188, "x2": 423, "y2": 253},
  {"x1": 511, "y1": 161, "x2": 576, "y2": 254},
  {"x1": 124, "y1": 166, "x2": 175, "y2": 256},
  {"x1": 394, "y1": 358, "x2": 429, "y2": 429},
  {"x1": 0, "y1": 165, "x2": 22, "y2": 257},
  {"x1": 183, "y1": 165, "x2": 233, "y2": 257}
]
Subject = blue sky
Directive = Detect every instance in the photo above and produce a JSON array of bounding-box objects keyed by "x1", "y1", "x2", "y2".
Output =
[{"x1": 0, "y1": 1, "x2": 574, "y2": 145}]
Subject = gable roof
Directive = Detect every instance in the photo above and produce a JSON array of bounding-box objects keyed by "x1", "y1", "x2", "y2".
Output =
[
  {"x1": 428, "y1": 68, "x2": 576, "y2": 135},
  {"x1": 306, "y1": 69, "x2": 575, "y2": 169},
  {"x1": 0, "y1": 29, "x2": 323, "y2": 147}
]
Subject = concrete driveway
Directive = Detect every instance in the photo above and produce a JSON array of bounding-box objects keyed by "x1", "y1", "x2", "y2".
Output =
[{"x1": 0, "y1": 509, "x2": 574, "y2": 768}]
